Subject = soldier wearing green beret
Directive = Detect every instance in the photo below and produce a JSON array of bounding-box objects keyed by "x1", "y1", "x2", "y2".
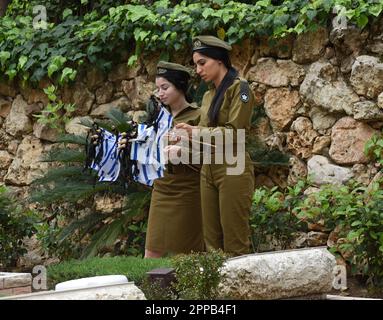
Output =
[
  {"x1": 176, "y1": 35, "x2": 255, "y2": 256},
  {"x1": 145, "y1": 61, "x2": 204, "y2": 258}
]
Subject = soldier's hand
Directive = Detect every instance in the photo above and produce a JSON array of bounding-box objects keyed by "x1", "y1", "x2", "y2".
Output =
[
  {"x1": 174, "y1": 123, "x2": 196, "y2": 138},
  {"x1": 90, "y1": 129, "x2": 102, "y2": 145},
  {"x1": 118, "y1": 132, "x2": 128, "y2": 150},
  {"x1": 165, "y1": 129, "x2": 181, "y2": 144},
  {"x1": 164, "y1": 145, "x2": 181, "y2": 163}
]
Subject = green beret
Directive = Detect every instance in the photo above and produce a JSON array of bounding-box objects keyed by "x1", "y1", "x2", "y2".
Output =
[
  {"x1": 156, "y1": 61, "x2": 191, "y2": 76},
  {"x1": 192, "y1": 35, "x2": 232, "y2": 52}
]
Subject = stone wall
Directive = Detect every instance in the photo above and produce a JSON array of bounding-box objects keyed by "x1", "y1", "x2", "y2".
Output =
[
  {"x1": 1, "y1": 20, "x2": 383, "y2": 264},
  {"x1": 0, "y1": 272, "x2": 32, "y2": 296},
  {"x1": 0, "y1": 61, "x2": 155, "y2": 195},
  {"x1": 3, "y1": 24, "x2": 383, "y2": 194}
]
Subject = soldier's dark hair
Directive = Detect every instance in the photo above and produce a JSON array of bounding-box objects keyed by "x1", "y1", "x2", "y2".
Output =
[
  {"x1": 207, "y1": 67, "x2": 238, "y2": 126},
  {"x1": 156, "y1": 70, "x2": 192, "y2": 103},
  {"x1": 194, "y1": 47, "x2": 232, "y2": 69},
  {"x1": 194, "y1": 47, "x2": 237, "y2": 126}
]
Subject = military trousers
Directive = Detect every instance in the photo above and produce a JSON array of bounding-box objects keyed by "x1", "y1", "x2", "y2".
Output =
[{"x1": 200, "y1": 156, "x2": 255, "y2": 256}]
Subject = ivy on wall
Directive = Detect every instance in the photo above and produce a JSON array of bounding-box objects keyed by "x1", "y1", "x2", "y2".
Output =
[{"x1": 0, "y1": 0, "x2": 382, "y2": 85}]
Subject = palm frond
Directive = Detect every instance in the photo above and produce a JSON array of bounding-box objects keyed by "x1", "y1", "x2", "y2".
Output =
[
  {"x1": 124, "y1": 190, "x2": 151, "y2": 218},
  {"x1": 30, "y1": 107, "x2": 153, "y2": 259},
  {"x1": 81, "y1": 215, "x2": 131, "y2": 259},
  {"x1": 56, "y1": 134, "x2": 88, "y2": 145},
  {"x1": 79, "y1": 117, "x2": 94, "y2": 128},
  {"x1": 106, "y1": 108, "x2": 135, "y2": 133},
  {"x1": 32, "y1": 166, "x2": 88, "y2": 185},
  {"x1": 57, "y1": 212, "x2": 106, "y2": 244},
  {"x1": 31, "y1": 182, "x2": 116, "y2": 204},
  {"x1": 42, "y1": 148, "x2": 85, "y2": 163}
]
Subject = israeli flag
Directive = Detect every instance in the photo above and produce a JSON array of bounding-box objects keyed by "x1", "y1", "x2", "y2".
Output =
[
  {"x1": 90, "y1": 129, "x2": 121, "y2": 182},
  {"x1": 131, "y1": 107, "x2": 173, "y2": 186},
  {"x1": 90, "y1": 107, "x2": 173, "y2": 186}
]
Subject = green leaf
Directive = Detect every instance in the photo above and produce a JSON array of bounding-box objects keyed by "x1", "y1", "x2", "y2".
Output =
[
  {"x1": 257, "y1": 0, "x2": 270, "y2": 7},
  {"x1": 154, "y1": 0, "x2": 170, "y2": 9},
  {"x1": 293, "y1": 21, "x2": 306, "y2": 34},
  {"x1": 87, "y1": 45, "x2": 102, "y2": 56},
  {"x1": 127, "y1": 55, "x2": 138, "y2": 67},
  {"x1": 252, "y1": 189, "x2": 265, "y2": 204},
  {"x1": 31, "y1": 67, "x2": 45, "y2": 82},
  {"x1": 5, "y1": 69, "x2": 17, "y2": 80},
  {"x1": 0, "y1": 51, "x2": 11, "y2": 67},
  {"x1": 43, "y1": 85, "x2": 57, "y2": 101},
  {"x1": 126, "y1": 5, "x2": 153, "y2": 23},
  {"x1": 369, "y1": 5, "x2": 382, "y2": 17},
  {"x1": 60, "y1": 67, "x2": 77, "y2": 84},
  {"x1": 133, "y1": 28, "x2": 150, "y2": 41},
  {"x1": 202, "y1": 8, "x2": 214, "y2": 19},
  {"x1": 63, "y1": 8, "x2": 73, "y2": 20},
  {"x1": 17, "y1": 56, "x2": 28, "y2": 70},
  {"x1": 351, "y1": 220, "x2": 362, "y2": 227},
  {"x1": 322, "y1": 0, "x2": 332, "y2": 12},
  {"x1": 160, "y1": 31, "x2": 171, "y2": 40},
  {"x1": 306, "y1": 9, "x2": 317, "y2": 21},
  {"x1": 356, "y1": 14, "x2": 369, "y2": 28},
  {"x1": 347, "y1": 230, "x2": 360, "y2": 241},
  {"x1": 170, "y1": 32, "x2": 177, "y2": 41},
  {"x1": 222, "y1": 12, "x2": 233, "y2": 24},
  {"x1": 48, "y1": 56, "x2": 67, "y2": 78},
  {"x1": 369, "y1": 231, "x2": 378, "y2": 240},
  {"x1": 376, "y1": 139, "x2": 383, "y2": 148}
]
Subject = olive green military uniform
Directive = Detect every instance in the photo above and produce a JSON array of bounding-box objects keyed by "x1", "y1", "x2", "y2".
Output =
[
  {"x1": 198, "y1": 78, "x2": 255, "y2": 256},
  {"x1": 146, "y1": 103, "x2": 204, "y2": 255}
]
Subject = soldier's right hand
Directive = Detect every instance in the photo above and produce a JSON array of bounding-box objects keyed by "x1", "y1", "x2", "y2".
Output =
[
  {"x1": 90, "y1": 128, "x2": 102, "y2": 145},
  {"x1": 118, "y1": 132, "x2": 128, "y2": 150}
]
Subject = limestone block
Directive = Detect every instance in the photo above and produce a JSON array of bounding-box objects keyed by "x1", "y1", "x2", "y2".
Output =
[
  {"x1": 307, "y1": 155, "x2": 353, "y2": 185},
  {"x1": 218, "y1": 247, "x2": 336, "y2": 299}
]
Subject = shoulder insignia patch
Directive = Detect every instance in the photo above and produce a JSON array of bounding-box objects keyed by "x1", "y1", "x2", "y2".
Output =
[
  {"x1": 239, "y1": 79, "x2": 250, "y2": 103},
  {"x1": 240, "y1": 92, "x2": 249, "y2": 102}
]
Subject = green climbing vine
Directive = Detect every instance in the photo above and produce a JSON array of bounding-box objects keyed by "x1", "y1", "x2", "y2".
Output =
[
  {"x1": 0, "y1": 0, "x2": 382, "y2": 85},
  {"x1": 33, "y1": 85, "x2": 75, "y2": 131}
]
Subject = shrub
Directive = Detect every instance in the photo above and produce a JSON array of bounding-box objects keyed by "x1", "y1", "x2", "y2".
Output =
[
  {"x1": 31, "y1": 109, "x2": 151, "y2": 260},
  {"x1": 0, "y1": 186, "x2": 38, "y2": 269},
  {"x1": 250, "y1": 180, "x2": 308, "y2": 251},
  {"x1": 140, "y1": 276, "x2": 177, "y2": 300},
  {"x1": 292, "y1": 181, "x2": 383, "y2": 289},
  {"x1": 172, "y1": 250, "x2": 227, "y2": 300},
  {"x1": 335, "y1": 182, "x2": 383, "y2": 288},
  {"x1": 251, "y1": 178, "x2": 383, "y2": 290}
]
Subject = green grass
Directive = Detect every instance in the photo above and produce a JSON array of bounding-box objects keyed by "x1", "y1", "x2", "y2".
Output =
[{"x1": 47, "y1": 256, "x2": 172, "y2": 289}]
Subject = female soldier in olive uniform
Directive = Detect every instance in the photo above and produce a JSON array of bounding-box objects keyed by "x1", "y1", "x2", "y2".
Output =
[
  {"x1": 145, "y1": 61, "x2": 204, "y2": 258},
  {"x1": 176, "y1": 36, "x2": 255, "y2": 256}
]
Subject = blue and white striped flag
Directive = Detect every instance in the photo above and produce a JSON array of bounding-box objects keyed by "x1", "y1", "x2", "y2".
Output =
[
  {"x1": 90, "y1": 106, "x2": 173, "y2": 186},
  {"x1": 90, "y1": 128, "x2": 121, "y2": 182},
  {"x1": 130, "y1": 107, "x2": 173, "y2": 186}
]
